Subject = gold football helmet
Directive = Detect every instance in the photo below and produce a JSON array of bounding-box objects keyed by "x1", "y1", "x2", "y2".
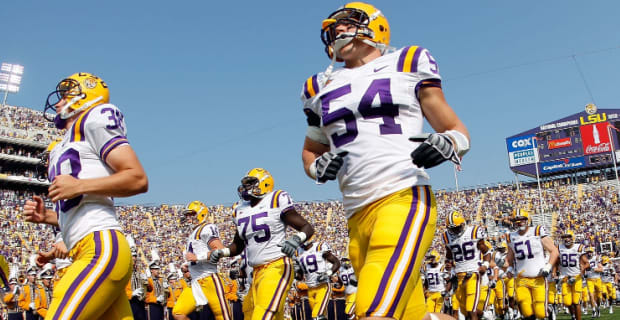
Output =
[
  {"x1": 44, "y1": 72, "x2": 109, "y2": 128},
  {"x1": 601, "y1": 256, "x2": 610, "y2": 265},
  {"x1": 182, "y1": 200, "x2": 211, "y2": 224},
  {"x1": 562, "y1": 230, "x2": 575, "y2": 246},
  {"x1": 321, "y1": 2, "x2": 390, "y2": 60},
  {"x1": 238, "y1": 168, "x2": 274, "y2": 200},
  {"x1": 446, "y1": 210, "x2": 466, "y2": 236},
  {"x1": 426, "y1": 249, "x2": 441, "y2": 264},
  {"x1": 512, "y1": 208, "x2": 530, "y2": 231}
]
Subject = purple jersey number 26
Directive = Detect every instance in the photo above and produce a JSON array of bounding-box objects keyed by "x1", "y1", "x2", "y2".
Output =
[{"x1": 321, "y1": 78, "x2": 402, "y2": 148}]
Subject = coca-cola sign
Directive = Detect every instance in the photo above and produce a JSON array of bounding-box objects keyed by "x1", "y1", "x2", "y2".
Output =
[{"x1": 580, "y1": 122, "x2": 612, "y2": 155}]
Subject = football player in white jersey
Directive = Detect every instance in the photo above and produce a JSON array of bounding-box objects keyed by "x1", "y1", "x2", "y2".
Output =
[
  {"x1": 556, "y1": 230, "x2": 588, "y2": 320},
  {"x1": 600, "y1": 256, "x2": 616, "y2": 314},
  {"x1": 295, "y1": 241, "x2": 341, "y2": 320},
  {"x1": 505, "y1": 209, "x2": 559, "y2": 320},
  {"x1": 209, "y1": 168, "x2": 315, "y2": 320},
  {"x1": 423, "y1": 250, "x2": 449, "y2": 314},
  {"x1": 23, "y1": 72, "x2": 148, "y2": 320},
  {"x1": 584, "y1": 247, "x2": 603, "y2": 315},
  {"x1": 300, "y1": 3, "x2": 469, "y2": 320},
  {"x1": 338, "y1": 258, "x2": 358, "y2": 320},
  {"x1": 442, "y1": 211, "x2": 490, "y2": 320},
  {"x1": 172, "y1": 201, "x2": 232, "y2": 320}
]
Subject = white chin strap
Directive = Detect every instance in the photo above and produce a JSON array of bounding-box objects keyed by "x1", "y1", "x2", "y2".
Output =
[
  {"x1": 323, "y1": 32, "x2": 357, "y2": 80},
  {"x1": 59, "y1": 95, "x2": 103, "y2": 120}
]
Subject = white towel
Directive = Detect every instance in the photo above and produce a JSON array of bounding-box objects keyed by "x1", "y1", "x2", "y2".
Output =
[{"x1": 191, "y1": 278, "x2": 208, "y2": 306}]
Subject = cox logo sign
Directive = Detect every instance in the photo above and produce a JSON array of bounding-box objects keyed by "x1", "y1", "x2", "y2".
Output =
[{"x1": 507, "y1": 134, "x2": 537, "y2": 152}]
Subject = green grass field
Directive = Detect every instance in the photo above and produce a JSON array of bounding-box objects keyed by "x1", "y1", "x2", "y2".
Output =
[{"x1": 555, "y1": 306, "x2": 619, "y2": 320}]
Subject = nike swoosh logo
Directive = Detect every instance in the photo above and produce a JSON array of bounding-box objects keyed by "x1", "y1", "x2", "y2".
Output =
[{"x1": 374, "y1": 66, "x2": 388, "y2": 72}]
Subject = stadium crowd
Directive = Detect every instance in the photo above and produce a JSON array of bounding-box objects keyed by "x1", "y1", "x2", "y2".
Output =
[{"x1": 2, "y1": 181, "x2": 619, "y2": 319}]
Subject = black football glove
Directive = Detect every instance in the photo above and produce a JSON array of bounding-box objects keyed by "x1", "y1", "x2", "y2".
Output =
[
  {"x1": 410, "y1": 133, "x2": 460, "y2": 169},
  {"x1": 314, "y1": 151, "x2": 348, "y2": 183}
]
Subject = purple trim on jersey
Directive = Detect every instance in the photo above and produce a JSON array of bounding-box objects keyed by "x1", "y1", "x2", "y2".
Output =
[
  {"x1": 387, "y1": 185, "x2": 432, "y2": 317},
  {"x1": 73, "y1": 230, "x2": 120, "y2": 318},
  {"x1": 410, "y1": 47, "x2": 423, "y2": 73},
  {"x1": 70, "y1": 106, "x2": 98, "y2": 142},
  {"x1": 271, "y1": 190, "x2": 283, "y2": 208},
  {"x1": 303, "y1": 75, "x2": 319, "y2": 99},
  {"x1": 414, "y1": 79, "x2": 442, "y2": 100},
  {"x1": 100, "y1": 136, "x2": 129, "y2": 162},
  {"x1": 367, "y1": 186, "x2": 421, "y2": 315},
  {"x1": 52, "y1": 231, "x2": 103, "y2": 320},
  {"x1": 312, "y1": 75, "x2": 319, "y2": 96},
  {"x1": 396, "y1": 46, "x2": 411, "y2": 72}
]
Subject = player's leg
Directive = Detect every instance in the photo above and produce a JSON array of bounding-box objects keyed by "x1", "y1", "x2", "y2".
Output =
[
  {"x1": 172, "y1": 287, "x2": 197, "y2": 319},
  {"x1": 403, "y1": 280, "x2": 427, "y2": 318},
  {"x1": 99, "y1": 286, "x2": 134, "y2": 320},
  {"x1": 465, "y1": 274, "x2": 481, "y2": 320},
  {"x1": 251, "y1": 257, "x2": 294, "y2": 320},
  {"x1": 531, "y1": 277, "x2": 548, "y2": 320},
  {"x1": 46, "y1": 230, "x2": 132, "y2": 320},
  {"x1": 345, "y1": 293, "x2": 357, "y2": 320},
  {"x1": 455, "y1": 277, "x2": 468, "y2": 316},
  {"x1": 203, "y1": 274, "x2": 233, "y2": 320},
  {"x1": 494, "y1": 279, "x2": 505, "y2": 317},
  {"x1": 425, "y1": 292, "x2": 439, "y2": 313},
  {"x1": 476, "y1": 283, "x2": 489, "y2": 316},
  {"x1": 562, "y1": 279, "x2": 573, "y2": 309},
  {"x1": 310, "y1": 283, "x2": 332, "y2": 318},
  {"x1": 242, "y1": 288, "x2": 253, "y2": 320},
  {"x1": 349, "y1": 185, "x2": 437, "y2": 320},
  {"x1": 515, "y1": 278, "x2": 534, "y2": 318}
]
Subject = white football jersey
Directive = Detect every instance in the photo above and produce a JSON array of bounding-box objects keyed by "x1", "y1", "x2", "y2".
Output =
[
  {"x1": 507, "y1": 225, "x2": 549, "y2": 278},
  {"x1": 558, "y1": 244, "x2": 585, "y2": 277},
  {"x1": 186, "y1": 223, "x2": 220, "y2": 280},
  {"x1": 424, "y1": 263, "x2": 447, "y2": 293},
  {"x1": 297, "y1": 241, "x2": 331, "y2": 288},
  {"x1": 586, "y1": 255, "x2": 601, "y2": 279},
  {"x1": 601, "y1": 265, "x2": 615, "y2": 283},
  {"x1": 48, "y1": 103, "x2": 129, "y2": 250},
  {"x1": 237, "y1": 248, "x2": 253, "y2": 297},
  {"x1": 442, "y1": 226, "x2": 486, "y2": 273},
  {"x1": 301, "y1": 46, "x2": 441, "y2": 217},
  {"x1": 338, "y1": 265, "x2": 357, "y2": 295},
  {"x1": 233, "y1": 190, "x2": 293, "y2": 267}
]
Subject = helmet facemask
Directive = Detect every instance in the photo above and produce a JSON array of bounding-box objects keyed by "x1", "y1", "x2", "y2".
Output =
[
  {"x1": 44, "y1": 74, "x2": 107, "y2": 129},
  {"x1": 448, "y1": 224, "x2": 465, "y2": 237},
  {"x1": 321, "y1": 8, "x2": 375, "y2": 60},
  {"x1": 238, "y1": 176, "x2": 264, "y2": 200}
]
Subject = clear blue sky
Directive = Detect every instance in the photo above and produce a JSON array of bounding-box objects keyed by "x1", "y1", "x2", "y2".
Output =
[{"x1": 2, "y1": 1, "x2": 620, "y2": 206}]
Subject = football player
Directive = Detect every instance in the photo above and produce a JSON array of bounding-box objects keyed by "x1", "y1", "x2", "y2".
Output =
[
  {"x1": 584, "y1": 247, "x2": 603, "y2": 315},
  {"x1": 423, "y1": 249, "x2": 449, "y2": 314},
  {"x1": 442, "y1": 211, "x2": 490, "y2": 320},
  {"x1": 600, "y1": 256, "x2": 616, "y2": 314},
  {"x1": 556, "y1": 230, "x2": 588, "y2": 320},
  {"x1": 209, "y1": 168, "x2": 315, "y2": 320},
  {"x1": 172, "y1": 200, "x2": 232, "y2": 320},
  {"x1": 492, "y1": 241, "x2": 509, "y2": 319},
  {"x1": 339, "y1": 257, "x2": 358, "y2": 320},
  {"x1": 22, "y1": 72, "x2": 148, "y2": 319},
  {"x1": 505, "y1": 209, "x2": 559, "y2": 320},
  {"x1": 295, "y1": 240, "x2": 341, "y2": 320},
  {"x1": 299, "y1": 3, "x2": 470, "y2": 319}
]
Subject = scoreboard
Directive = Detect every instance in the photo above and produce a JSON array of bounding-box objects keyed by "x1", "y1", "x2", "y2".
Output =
[{"x1": 506, "y1": 106, "x2": 620, "y2": 177}]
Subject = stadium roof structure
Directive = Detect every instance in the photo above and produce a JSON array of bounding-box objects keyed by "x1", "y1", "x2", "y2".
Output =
[{"x1": 506, "y1": 106, "x2": 620, "y2": 178}]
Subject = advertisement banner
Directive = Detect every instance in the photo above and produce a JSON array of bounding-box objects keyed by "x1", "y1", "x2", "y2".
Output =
[
  {"x1": 548, "y1": 137, "x2": 572, "y2": 150},
  {"x1": 580, "y1": 122, "x2": 612, "y2": 155},
  {"x1": 507, "y1": 134, "x2": 538, "y2": 167},
  {"x1": 540, "y1": 157, "x2": 585, "y2": 173}
]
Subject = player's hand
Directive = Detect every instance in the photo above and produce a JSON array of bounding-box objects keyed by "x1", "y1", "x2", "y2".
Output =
[
  {"x1": 567, "y1": 277, "x2": 576, "y2": 285},
  {"x1": 48, "y1": 175, "x2": 83, "y2": 202},
  {"x1": 278, "y1": 234, "x2": 304, "y2": 257},
  {"x1": 410, "y1": 133, "x2": 460, "y2": 169},
  {"x1": 317, "y1": 272, "x2": 330, "y2": 283},
  {"x1": 184, "y1": 252, "x2": 197, "y2": 262},
  {"x1": 52, "y1": 241, "x2": 68, "y2": 259},
  {"x1": 539, "y1": 263, "x2": 552, "y2": 277},
  {"x1": 36, "y1": 250, "x2": 55, "y2": 267},
  {"x1": 23, "y1": 196, "x2": 47, "y2": 223},
  {"x1": 464, "y1": 271, "x2": 473, "y2": 280},
  {"x1": 208, "y1": 249, "x2": 226, "y2": 264},
  {"x1": 313, "y1": 151, "x2": 348, "y2": 183},
  {"x1": 489, "y1": 280, "x2": 497, "y2": 289},
  {"x1": 441, "y1": 291, "x2": 448, "y2": 297},
  {"x1": 349, "y1": 278, "x2": 358, "y2": 287}
]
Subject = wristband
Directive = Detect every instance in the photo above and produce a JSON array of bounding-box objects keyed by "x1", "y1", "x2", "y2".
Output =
[
  {"x1": 308, "y1": 161, "x2": 317, "y2": 180},
  {"x1": 221, "y1": 248, "x2": 231, "y2": 257},
  {"x1": 482, "y1": 261, "x2": 490, "y2": 269},
  {"x1": 444, "y1": 129, "x2": 470, "y2": 157},
  {"x1": 295, "y1": 231, "x2": 308, "y2": 243}
]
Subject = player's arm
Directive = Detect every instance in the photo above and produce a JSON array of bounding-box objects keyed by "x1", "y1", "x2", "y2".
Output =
[
  {"x1": 279, "y1": 207, "x2": 315, "y2": 257},
  {"x1": 23, "y1": 196, "x2": 58, "y2": 226},
  {"x1": 224, "y1": 232, "x2": 246, "y2": 257},
  {"x1": 505, "y1": 246, "x2": 515, "y2": 277},
  {"x1": 323, "y1": 251, "x2": 341, "y2": 275},
  {"x1": 302, "y1": 137, "x2": 330, "y2": 180},
  {"x1": 48, "y1": 144, "x2": 148, "y2": 202},
  {"x1": 580, "y1": 253, "x2": 589, "y2": 277},
  {"x1": 594, "y1": 262, "x2": 604, "y2": 273},
  {"x1": 444, "y1": 245, "x2": 453, "y2": 262},
  {"x1": 418, "y1": 86, "x2": 470, "y2": 156},
  {"x1": 541, "y1": 236, "x2": 559, "y2": 266}
]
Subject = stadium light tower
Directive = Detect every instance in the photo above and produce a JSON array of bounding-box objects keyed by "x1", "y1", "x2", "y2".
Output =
[{"x1": 0, "y1": 63, "x2": 24, "y2": 107}]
